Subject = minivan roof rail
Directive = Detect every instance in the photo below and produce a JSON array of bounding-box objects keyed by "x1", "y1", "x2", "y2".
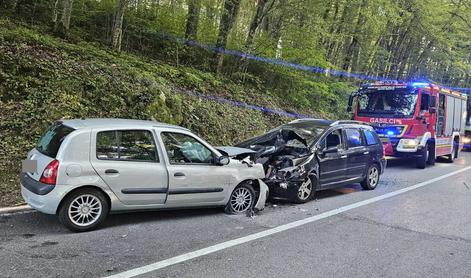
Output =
[{"x1": 330, "y1": 120, "x2": 367, "y2": 126}]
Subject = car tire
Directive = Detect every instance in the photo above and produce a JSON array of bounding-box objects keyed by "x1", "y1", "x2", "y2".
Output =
[
  {"x1": 446, "y1": 143, "x2": 457, "y2": 163},
  {"x1": 58, "y1": 188, "x2": 109, "y2": 232},
  {"x1": 292, "y1": 175, "x2": 316, "y2": 204},
  {"x1": 361, "y1": 164, "x2": 380, "y2": 190},
  {"x1": 416, "y1": 144, "x2": 429, "y2": 169},
  {"x1": 427, "y1": 143, "x2": 436, "y2": 165},
  {"x1": 225, "y1": 182, "x2": 256, "y2": 214}
]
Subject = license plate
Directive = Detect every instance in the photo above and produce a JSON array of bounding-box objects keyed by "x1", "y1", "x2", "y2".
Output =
[{"x1": 22, "y1": 160, "x2": 37, "y2": 173}]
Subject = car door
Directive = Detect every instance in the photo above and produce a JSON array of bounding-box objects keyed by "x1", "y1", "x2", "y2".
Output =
[
  {"x1": 343, "y1": 128, "x2": 369, "y2": 180},
  {"x1": 90, "y1": 129, "x2": 169, "y2": 206},
  {"x1": 317, "y1": 128, "x2": 348, "y2": 187},
  {"x1": 159, "y1": 131, "x2": 230, "y2": 206}
]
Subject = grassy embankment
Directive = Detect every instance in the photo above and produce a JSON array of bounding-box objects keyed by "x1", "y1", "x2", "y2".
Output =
[{"x1": 0, "y1": 19, "x2": 355, "y2": 206}]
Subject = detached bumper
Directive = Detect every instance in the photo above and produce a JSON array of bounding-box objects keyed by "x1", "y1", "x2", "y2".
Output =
[
  {"x1": 20, "y1": 173, "x2": 65, "y2": 215},
  {"x1": 254, "y1": 179, "x2": 269, "y2": 212}
]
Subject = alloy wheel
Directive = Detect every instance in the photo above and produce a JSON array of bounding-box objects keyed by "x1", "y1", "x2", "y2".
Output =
[
  {"x1": 368, "y1": 166, "x2": 379, "y2": 187},
  {"x1": 68, "y1": 194, "x2": 103, "y2": 227},
  {"x1": 230, "y1": 187, "x2": 253, "y2": 213},
  {"x1": 297, "y1": 178, "x2": 312, "y2": 201}
]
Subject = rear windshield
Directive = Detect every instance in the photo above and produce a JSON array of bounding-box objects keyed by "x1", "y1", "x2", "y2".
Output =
[{"x1": 36, "y1": 122, "x2": 75, "y2": 158}]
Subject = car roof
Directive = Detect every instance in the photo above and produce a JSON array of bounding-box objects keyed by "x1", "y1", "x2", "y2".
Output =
[
  {"x1": 288, "y1": 118, "x2": 335, "y2": 127},
  {"x1": 288, "y1": 118, "x2": 371, "y2": 129},
  {"x1": 59, "y1": 118, "x2": 189, "y2": 131}
]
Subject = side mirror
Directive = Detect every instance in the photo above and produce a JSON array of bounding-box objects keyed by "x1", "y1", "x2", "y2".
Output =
[
  {"x1": 216, "y1": 155, "x2": 230, "y2": 166},
  {"x1": 323, "y1": 146, "x2": 338, "y2": 154},
  {"x1": 429, "y1": 107, "x2": 437, "y2": 114},
  {"x1": 347, "y1": 95, "x2": 354, "y2": 112}
]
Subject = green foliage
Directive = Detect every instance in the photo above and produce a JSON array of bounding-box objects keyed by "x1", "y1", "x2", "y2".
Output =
[{"x1": 0, "y1": 20, "x2": 352, "y2": 205}]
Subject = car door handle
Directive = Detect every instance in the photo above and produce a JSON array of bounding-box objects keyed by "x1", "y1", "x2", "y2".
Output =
[
  {"x1": 363, "y1": 151, "x2": 369, "y2": 155},
  {"x1": 340, "y1": 155, "x2": 347, "y2": 159},
  {"x1": 174, "y1": 172, "x2": 185, "y2": 177},
  {"x1": 105, "y1": 169, "x2": 119, "y2": 174}
]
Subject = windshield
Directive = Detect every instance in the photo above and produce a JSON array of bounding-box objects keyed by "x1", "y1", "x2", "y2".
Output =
[
  {"x1": 357, "y1": 90, "x2": 418, "y2": 118},
  {"x1": 283, "y1": 122, "x2": 326, "y2": 146}
]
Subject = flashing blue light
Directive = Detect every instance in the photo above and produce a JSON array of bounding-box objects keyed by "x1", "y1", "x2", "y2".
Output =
[
  {"x1": 386, "y1": 130, "x2": 395, "y2": 136},
  {"x1": 411, "y1": 82, "x2": 430, "y2": 88}
]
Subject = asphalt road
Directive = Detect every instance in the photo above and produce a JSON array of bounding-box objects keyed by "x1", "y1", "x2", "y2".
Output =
[{"x1": 1, "y1": 152, "x2": 471, "y2": 278}]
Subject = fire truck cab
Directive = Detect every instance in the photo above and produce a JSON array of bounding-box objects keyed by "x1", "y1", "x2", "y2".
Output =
[{"x1": 348, "y1": 82, "x2": 468, "y2": 169}]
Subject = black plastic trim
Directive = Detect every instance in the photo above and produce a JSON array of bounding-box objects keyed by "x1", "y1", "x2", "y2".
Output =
[
  {"x1": 121, "y1": 188, "x2": 168, "y2": 194},
  {"x1": 168, "y1": 188, "x2": 223, "y2": 195},
  {"x1": 20, "y1": 173, "x2": 55, "y2": 195}
]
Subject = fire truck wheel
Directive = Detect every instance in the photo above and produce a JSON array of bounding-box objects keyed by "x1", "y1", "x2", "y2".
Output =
[
  {"x1": 416, "y1": 144, "x2": 429, "y2": 169},
  {"x1": 446, "y1": 144, "x2": 457, "y2": 163},
  {"x1": 427, "y1": 143, "x2": 435, "y2": 165}
]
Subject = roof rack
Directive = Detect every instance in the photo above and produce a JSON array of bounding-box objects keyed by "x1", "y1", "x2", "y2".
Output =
[{"x1": 330, "y1": 120, "x2": 366, "y2": 126}]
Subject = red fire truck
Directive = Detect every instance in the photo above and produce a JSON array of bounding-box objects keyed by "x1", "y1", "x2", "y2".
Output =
[{"x1": 348, "y1": 82, "x2": 468, "y2": 169}]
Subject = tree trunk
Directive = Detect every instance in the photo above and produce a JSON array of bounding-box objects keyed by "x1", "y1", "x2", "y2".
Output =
[
  {"x1": 245, "y1": 0, "x2": 268, "y2": 48},
  {"x1": 111, "y1": 0, "x2": 129, "y2": 51},
  {"x1": 58, "y1": 0, "x2": 74, "y2": 36},
  {"x1": 185, "y1": 0, "x2": 201, "y2": 40},
  {"x1": 215, "y1": 0, "x2": 241, "y2": 73},
  {"x1": 52, "y1": 0, "x2": 60, "y2": 27}
]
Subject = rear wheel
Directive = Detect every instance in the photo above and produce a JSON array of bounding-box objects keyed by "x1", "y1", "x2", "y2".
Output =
[
  {"x1": 361, "y1": 164, "x2": 380, "y2": 190},
  {"x1": 292, "y1": 175, "x2": 316, "y2": 204},
  {"x1": 58, "y1": 188, "x2": 109, "y2": 232},
  {"x1": 446, "y1": 143, "x2": 458, "y2": 163},
  {"x1": 225, "y1": 182, "x2": 256, "y2": 214},
  {"x1": 416, "y1": 144, "x2": 429, "y2": 169}
]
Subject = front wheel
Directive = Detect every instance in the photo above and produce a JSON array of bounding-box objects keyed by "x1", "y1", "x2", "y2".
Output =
[
  {"x1": 361, "y1": 164, "x2": 380, "y2": 190},
  {"x1": 416, "y1": 144, "x2": 429, "y2": 169},
  {"x1": 292, "y1": 175, "x2": 316, "y2": 204},
  {"x1": 225, "y1": 182, "x2": 256, "y2": 214},
  {"x1": 58, "y1": 188, "x2": 109, "y2": 232}
]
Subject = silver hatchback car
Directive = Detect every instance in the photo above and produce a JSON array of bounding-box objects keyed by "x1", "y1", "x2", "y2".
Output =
[{"x1": 21, "y1": 119, "x2": 268, "y2": 232}]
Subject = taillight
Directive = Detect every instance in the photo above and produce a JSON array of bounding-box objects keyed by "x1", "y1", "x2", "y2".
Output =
[{"x1": 39, "y1": 160, "x2": 59, "y2": 185}]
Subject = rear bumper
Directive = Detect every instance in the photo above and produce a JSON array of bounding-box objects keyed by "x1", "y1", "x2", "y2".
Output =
[{"x1": 20, "y1": 173, "x2": 65, "y2": 214}]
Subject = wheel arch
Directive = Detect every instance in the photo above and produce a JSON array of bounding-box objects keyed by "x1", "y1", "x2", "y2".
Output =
[{"x1": 56, "y1": 185, "x2": 112, "y2": 215}]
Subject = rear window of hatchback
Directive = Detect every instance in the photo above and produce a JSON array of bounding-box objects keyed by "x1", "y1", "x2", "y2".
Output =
[{"x1": 36, "y1": 122, "x2": 75, "y2": 158}]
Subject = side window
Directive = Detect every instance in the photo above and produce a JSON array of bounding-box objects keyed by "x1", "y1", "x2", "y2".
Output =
[
  {"x1": 345, "y1": 129, "x2": 364, "y2": 148},
  {"x1": 161, "y1": 132, "x2": 213, "y2": 164},
  {"x1": 96, "y1": 130, "x2": 158, "y2": 162},
  {"x1": 363, "y1": 129, "x2": 379, "y2": 146},
  {"x1": 324, "y1": 129, "x2": 343, "y2": 150},
  {"x1": 96, "y1": 131, "x2": 119, "y2": 159},
  {"x1": 420, "y1": 93, "x2": 430, "y2": 111}
]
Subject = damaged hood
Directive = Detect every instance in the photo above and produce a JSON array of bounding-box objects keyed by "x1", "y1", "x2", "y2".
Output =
[
  {"x1": 216, "y1": 146, "x2": 256, "y2": 157},
  {"x1": 236, "y1": 128, "x2": 309, "y2": 158}
]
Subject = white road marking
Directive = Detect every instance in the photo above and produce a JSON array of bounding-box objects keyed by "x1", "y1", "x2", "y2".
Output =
[{"x1": 105, "y1": 165, "x2": 471, "y2": 278}]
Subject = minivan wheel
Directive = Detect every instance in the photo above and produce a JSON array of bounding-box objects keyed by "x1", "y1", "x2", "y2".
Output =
[
  {"x1": 292, "y1": 175, "x2": 316, "y2": 204},
  {"x1": 361, "y1": 164, "x2": 380, "y2": 190},
  {"x1": 225, "y1": 182, "x2": 256, "y2": 214},
  {"x1": 58, "y1": 188, "x2": 109, "y2": 232}
]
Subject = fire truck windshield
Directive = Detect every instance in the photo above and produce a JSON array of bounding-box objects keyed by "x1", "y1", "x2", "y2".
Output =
[{"x1": 357, "y1": 90, "x2": 418, "y2": 118}]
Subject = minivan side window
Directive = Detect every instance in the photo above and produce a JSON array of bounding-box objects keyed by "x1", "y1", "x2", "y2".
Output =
[
  {"x1": 323, "y1": 129, "x2": 343, "y2": 150},
  {"x1": 36, "y1": 123, "x2": 75, "y2": 158},
  {"x1": 345, "y1": 129, "x2": 364, "y2": 148},
  {"x1": 363, "y1": 129, "x2": 379, "y2": 145},
  {"x1": 161, "y1": 132, "x2": 213, "y2": 164},
  {"x1": 96, "y1": 130, "x2": 158, "y2": 162}
]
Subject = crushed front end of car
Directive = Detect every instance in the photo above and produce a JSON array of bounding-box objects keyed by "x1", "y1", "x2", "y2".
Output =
[{"x1": 236, "y1": 128, "x2": 318, "y2": 201}]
